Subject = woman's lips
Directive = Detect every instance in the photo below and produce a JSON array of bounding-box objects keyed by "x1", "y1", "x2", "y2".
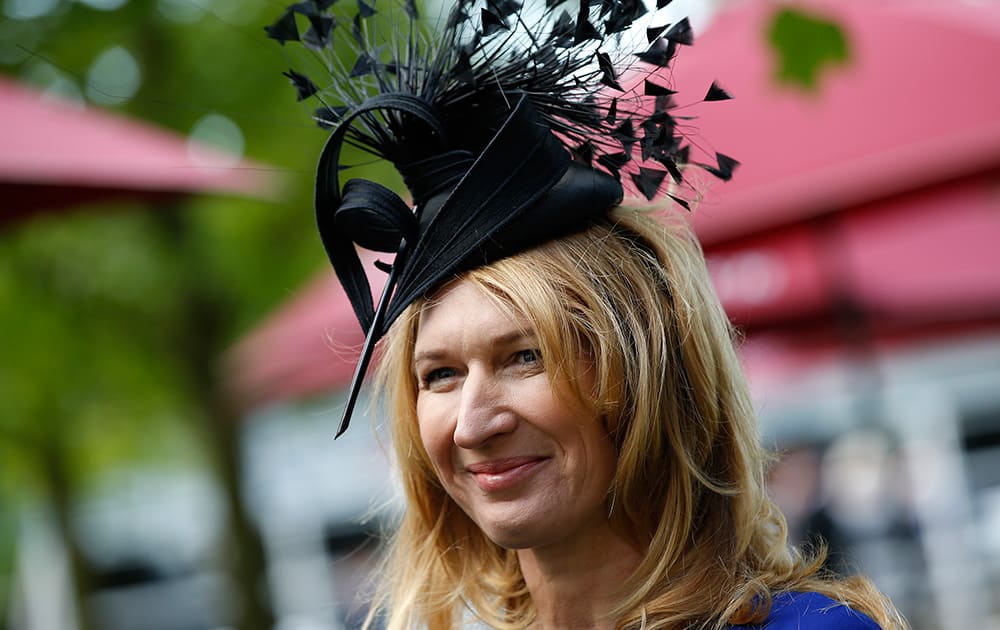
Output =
[{"x1": 465, "y1": 457, "x2": 547, "y2": 492}]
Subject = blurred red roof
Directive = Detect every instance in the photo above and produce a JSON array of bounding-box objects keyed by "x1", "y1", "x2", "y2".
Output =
[
  {"x1": 665, "y1": 0, "x2": 1000, "y2": 244},
  {"x1": 1, "y1": 75, "x2": 279, "y2": 224}
]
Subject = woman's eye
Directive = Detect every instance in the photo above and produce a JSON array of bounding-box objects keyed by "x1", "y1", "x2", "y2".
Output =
[
  {"x1": 514, "y1": 349, "x2": 542, "y2": 365},
  {"x1": 423, "y1": 367, "x2": 456, "y2": 385}
]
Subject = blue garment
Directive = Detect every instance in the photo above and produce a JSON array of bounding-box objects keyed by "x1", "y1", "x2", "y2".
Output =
[{"x1": 730, "y1": 591, "x2": 880, "y2": 629}]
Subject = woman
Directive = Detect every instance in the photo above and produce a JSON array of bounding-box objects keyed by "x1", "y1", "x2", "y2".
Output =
[
  {"x1": 263, "y1": 0, "x2": 907, "y2": 626},
  {"x1": 369, "y1": 209, "x2": 906, "y2": 629}
]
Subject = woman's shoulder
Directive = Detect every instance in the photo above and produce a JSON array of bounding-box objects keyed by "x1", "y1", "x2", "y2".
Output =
[{"x1": 730, "y1": 591, "x2": 881, "y2": 629}]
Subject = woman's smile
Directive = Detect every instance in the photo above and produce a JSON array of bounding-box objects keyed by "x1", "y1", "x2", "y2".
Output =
[{"x1": 465, "y1": 456, "x2": 550, "y2": 492}]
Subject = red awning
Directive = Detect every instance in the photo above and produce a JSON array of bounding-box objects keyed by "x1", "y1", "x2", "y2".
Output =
[
  {"x1": 708, "y1": 171, "x2": 1000, "y2": 329},
  {"x1": 1, "y1": 76, "x2": 278, "y2": 223},
  {"x1": 223, "y1": 252, "x2": 384, "y2": 407}
]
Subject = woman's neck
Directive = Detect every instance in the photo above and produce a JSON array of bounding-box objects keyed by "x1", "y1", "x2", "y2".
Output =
[{"x1": 517, "y1": 525, "x2": 641, "y2": 630}]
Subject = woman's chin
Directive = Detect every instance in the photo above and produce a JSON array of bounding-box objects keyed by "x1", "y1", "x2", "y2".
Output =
[
  {"x1": 471, "y1": 505, "x2": 608, "y2": 553},
  {"x1": 471, "y1": 508, "x2": 557, "y2": 550}
]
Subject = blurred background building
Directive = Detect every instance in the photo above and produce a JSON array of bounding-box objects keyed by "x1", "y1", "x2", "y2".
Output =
[{"x1": 1, "y1": 0, "x2": 998, "y2": 628}]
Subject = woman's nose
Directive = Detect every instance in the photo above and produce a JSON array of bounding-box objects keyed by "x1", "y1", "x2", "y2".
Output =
[{"x1": 453, "y1": 369, "x2": 517, "y2": 449}]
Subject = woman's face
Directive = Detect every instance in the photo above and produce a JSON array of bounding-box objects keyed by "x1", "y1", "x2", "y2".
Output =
[{"x1": 413, "y1": 279, "x2": 618, "y2": 551}]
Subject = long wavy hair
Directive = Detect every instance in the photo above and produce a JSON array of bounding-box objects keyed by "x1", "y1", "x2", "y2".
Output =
[{"x1": 367, "y1": 208, "x2": 906, "y2": 629}]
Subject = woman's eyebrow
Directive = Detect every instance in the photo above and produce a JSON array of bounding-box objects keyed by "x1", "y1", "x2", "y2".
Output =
[
  {"x1": 412, "y1": 349, "x2": 447, "y2": 365},
  {"x1": 490, "y1": 330, "x2": 536, "y2": 348},
  {"x1": 412, "y1": 330, "x2": 536, "y2": 365}
]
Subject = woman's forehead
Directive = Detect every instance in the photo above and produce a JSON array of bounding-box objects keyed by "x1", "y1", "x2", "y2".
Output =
[{"x1": 414, "y1": 279, "x2": 532, "y2": 346}]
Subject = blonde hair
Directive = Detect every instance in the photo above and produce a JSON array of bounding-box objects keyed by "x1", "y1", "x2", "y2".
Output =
[{"x1": 368, "y1": 208, "x2": 906, "y2": 630}]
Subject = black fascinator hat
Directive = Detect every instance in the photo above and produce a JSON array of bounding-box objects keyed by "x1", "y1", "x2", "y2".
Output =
[{"x1": 266, "y1": 0, "x2": 737, "y2": 436}]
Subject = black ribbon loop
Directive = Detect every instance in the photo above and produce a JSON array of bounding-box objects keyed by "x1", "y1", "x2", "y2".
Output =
[
  {"x1": 314, "y1": 93, "x2": 446, "y2": 331},
  {"x1": 337, "y1": 178, "x2": 417, "y2": 252},
  {"x1": 398, "y1": 150, "x2": 475, "y2": 206}
]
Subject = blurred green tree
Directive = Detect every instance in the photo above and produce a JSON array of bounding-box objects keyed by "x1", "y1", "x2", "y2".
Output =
[{"x1": 1, "y1": 0, "x2": 341, "y2": 627}]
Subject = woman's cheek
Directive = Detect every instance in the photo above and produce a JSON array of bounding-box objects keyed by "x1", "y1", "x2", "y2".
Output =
[{"x1": 417, "y1": 397, "x2": 454, "y2": 471}]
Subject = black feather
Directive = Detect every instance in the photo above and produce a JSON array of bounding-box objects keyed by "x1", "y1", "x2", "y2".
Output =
[
  {"x1": 654, "y1": 154, "x2": 684, "y2": 184},
  {"x1": 549, "y1": 10, "x2": 575, "y2": 47},
  {"x1": 631, "y1": 167, "x2": 667, "y2": 200},
  {"x1": 604, "y1": 0, "x2": 645, "y2": 36},
  {"x1": 597, "y1": 151, "x2": 630, "y2": 174},
  {"x1": 644, "y1": 79, "x2": 676, "y2": 97},
  {"x1": 597, "y1": 52, "x2": 623, "y2": 91},
  {"x1": 646, "y1": 23, "x2": 668, "y2": 43},
  {"x1": 665, "y1": 17, "x2": 693, "y2": 45},
  {"x1": 612, "y1": 119, "x2": 637, "y2": 154},
  {"x1": 704, "y1": 80, "x2": 733, "y2": 102},
  {"x1": 357, "y1": 0, "x2": 375, "y2": 18},
  {"x1": 481, "y1": 8, "x2": 508, "y2": 36},
  {"x1": 282, "y1": 69, "x2": 318, "y2": 100},
  {"x1": 636, "y1": 37, "x2": 676, "y2": 66},
  {"x1": 303, "y1": 14, "x2": 336, "y2": 49},
  {"x1": 575, "y1": 14, "x2": 602, "y2": 44},
  {"x1": 605, "y1": 97, "x2": 618, "y2": 124},
  {"x1": 264, "y1": 9, "x2": 300, "y2": 44},
  {"x1": 349, "y1": 53, "x2": 377, "y2": 78},
  {"x1": 699, "y1": 153, "x2": 740, "y2": 180},
  {"x1": 668, "y1": 193, "x2": 690, "y2": 210}
]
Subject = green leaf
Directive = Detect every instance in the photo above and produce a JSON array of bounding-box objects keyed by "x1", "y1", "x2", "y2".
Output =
[{"x1": 767, "y1": 6, "x2": 850, "y2": 90}]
